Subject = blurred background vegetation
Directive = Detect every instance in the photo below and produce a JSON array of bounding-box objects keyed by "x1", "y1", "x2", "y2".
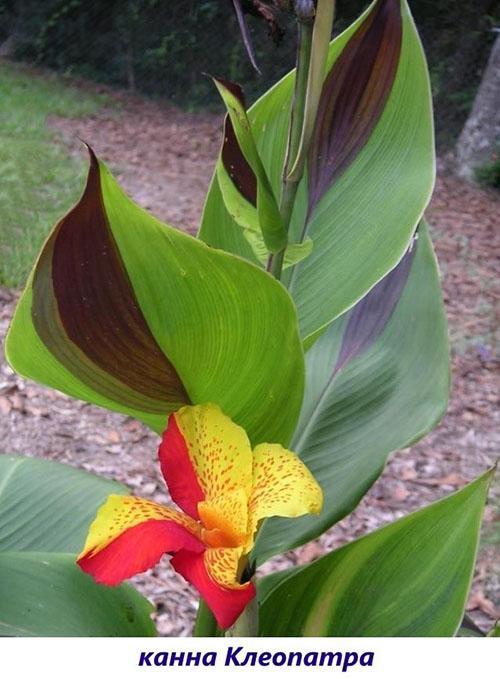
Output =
[
  {"x1": 0, "y1": 0, "x2": 498, "y2": 285},
  {"x1": 0, "y1": 0, "x2": 499, "y2": 147}
]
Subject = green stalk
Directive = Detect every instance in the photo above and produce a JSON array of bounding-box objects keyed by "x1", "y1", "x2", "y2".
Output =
[
  {"x1": 284, "y1": 15, "x2": 315, "y2": 183},
  {"x1": 269, "y1": 0, "x2": 335, "y2": 281},
  {"x1": 269, "y1": 14, "x2": 314, "y2": 280},
  {"x1": 288, "y1": 0, "x2": 336, "y2": 181},
  {"x1": 223, "y1": 1, "x2": 337, "y2": 634},
  {"x1": 225, "y1": 583, "x2": 259, "y2": 637}
]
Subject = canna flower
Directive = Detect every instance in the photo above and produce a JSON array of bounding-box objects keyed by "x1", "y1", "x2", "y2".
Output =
[{"x1": 77, "y1": 403, "x2": 323, "y2": 629}]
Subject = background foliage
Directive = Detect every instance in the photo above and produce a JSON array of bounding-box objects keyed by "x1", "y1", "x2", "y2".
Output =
[{"x1": 0, "y1": 0, "x2": 499, "y2": 146}]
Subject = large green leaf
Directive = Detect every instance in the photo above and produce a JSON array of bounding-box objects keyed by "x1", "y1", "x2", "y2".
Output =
[
  {"x1": 199, "y1": 0, "x2": 435, "y2": 342},
  {"x1": 0, "y1": 454, "x2": 156, "y2": 636},
  {"x1": 5, "y1": 149, "x2": 304, "y2": 446},
  {"x1": 259, "y1": 470, "x2": 493, "y2": 636},
  {"x1": 0, "y1": 552, "x2": 156, "y2": 636},
  {"x1": 0, "y1": 454, "x2": 127, "y2": 552},
  {"x1": 252, "y1": 223, "x2": 449, "y2": 563}
]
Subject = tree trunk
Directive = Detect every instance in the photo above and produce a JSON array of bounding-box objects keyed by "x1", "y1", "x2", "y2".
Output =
[{"x1": 455, "y1": 33, "x2": 500, "y2": 180}]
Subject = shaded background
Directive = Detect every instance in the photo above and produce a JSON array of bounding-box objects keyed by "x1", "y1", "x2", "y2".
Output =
[{"x1": 1, "y1": 0, "x2": 499, "y2": 146}]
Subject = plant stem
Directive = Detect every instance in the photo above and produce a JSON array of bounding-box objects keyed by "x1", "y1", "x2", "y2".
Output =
[
  {"x1": 269, "y1": 13, "x2": 314, "y2": 281},
  {"x1": 288, "y1": 0, "x2": 336, "y2": 181},
  {"x1": 286, "y1": 17, "x2": 315, "y2": 181},
  {"x1": 225, "y1": 584, "x2": 259, "y2": 637},
  {"x1": 269, "y1": 180, "x2": 299, "y2": 277},
  {"x1": 269, "y1": 0, "x2": 335, "y2": 281}
]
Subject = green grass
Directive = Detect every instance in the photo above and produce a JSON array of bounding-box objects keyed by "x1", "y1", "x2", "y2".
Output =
[{"x1": 0, "y1": 61, "x2": 111, "y2": 287}]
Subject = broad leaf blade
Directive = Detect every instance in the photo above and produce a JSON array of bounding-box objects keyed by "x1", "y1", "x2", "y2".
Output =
[
  {"x1": 307, "y1": 0, "x2": 402, "y2": 213},
  {"x1": 0, "y1": 454, "x2": 127, "y2": 553},
  {"x1": 6, "y1": 150, "x2": 304, "y2": 446},
  {"x1": 259, "y1": 470, "x2": 493, "y2": 636},
  {"x1": 253, "y1": 223, "x2": 449, "y2": 563},
  {"x1": 200, "y1": 0, "x2": 435, "y2": 342},
  {"x1": 0, "y1": 552, "x2": 156, "y2": 636}
]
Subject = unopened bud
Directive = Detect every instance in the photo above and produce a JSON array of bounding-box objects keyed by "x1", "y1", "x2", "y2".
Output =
[{"x1": 293, "y1": 0, "x2": 315, "y2": 21}]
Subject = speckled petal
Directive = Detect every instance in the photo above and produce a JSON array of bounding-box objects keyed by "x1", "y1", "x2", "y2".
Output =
[
  {"x1": 77, "y1": 494, "x2": 203, "y2": 585},
  {"x1": 164, "y1": 404, "x2": 253, "y2": 506},
  {"x1": 198, "y1": 488, "x2": 249, "y2": 548},
  {"x1": 170, "y1": 546, "x2": 255, "y2": 628},
  {"x1": 247, "y1": 444, "x2": 323, "y2": 542}
]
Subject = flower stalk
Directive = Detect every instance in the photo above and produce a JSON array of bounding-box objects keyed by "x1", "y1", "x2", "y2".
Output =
[{"x1": 269, "y1": 0, "x2": 335, "y2": 280}]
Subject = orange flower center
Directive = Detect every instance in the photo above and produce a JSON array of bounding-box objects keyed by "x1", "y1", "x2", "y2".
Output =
[{"x1": 197, "y1": 490, "x2": 249, "y2": 549}]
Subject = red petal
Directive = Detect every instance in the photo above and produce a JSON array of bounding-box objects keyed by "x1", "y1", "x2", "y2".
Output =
[
  {"x1": 158, "y1": 413, "x2": 205, "y2": 519},
  {"x1": 170, "y1": 550, "x2": 256, "y2": 629},
  {"x1": 78, "y1": 518, "x2": 204, "y2": 586}
]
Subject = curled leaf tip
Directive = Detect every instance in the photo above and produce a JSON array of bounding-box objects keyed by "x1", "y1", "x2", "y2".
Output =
[{"x1": 212, "y1": 75, "x2": 247, "y2": 106}]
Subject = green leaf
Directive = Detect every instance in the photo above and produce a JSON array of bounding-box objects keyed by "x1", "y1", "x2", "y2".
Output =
[
  {"x1": 5, "y1": 149, "x2": 304, "y2": 446},
  {"x1": 238, "y1": 225, "x2": 313, "y2": 271},
  {"x1": 283, "y1": 238, "x2": 314, "y2": 269},
  {"x1": 0, "y1": 454, "x2": 156, "y2": 636},
  {"x1": 0, "y1": 552, "x2": 156, "y2": 636},
  {"x1": 0, "y1": 454, "x2": 127, "y2": 552},
  {"x1": 213, "y1": 77, "x2": 286, "y2": 253},
  {"x1": 488, "y1": 624, "x2": 500, "y2": 637},
  {"x1": 200, "y1": 0, "x2": 435, "y2": 342},
  {"x1": 259, "y1": 470, "x2": 493, "y2": 636},
  {"x1": 193, "y1": 600, "x2": 222, "y2": 637},
  {"x1": 252, "y1": 223, "x2": 449, "y2": 563}
]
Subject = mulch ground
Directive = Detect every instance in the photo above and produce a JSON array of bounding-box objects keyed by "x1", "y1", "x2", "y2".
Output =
[{"x1": 0, "y1": 83, "x2": 498, "y2": 635}]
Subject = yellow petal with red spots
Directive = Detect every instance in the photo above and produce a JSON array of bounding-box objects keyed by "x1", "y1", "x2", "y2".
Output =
[
  {"x1": 247, "y1": 443, "x2": 323, "y2": 543},
  {"x1": 79, "y1": 494, "x2": 201, "y2": 557},
  {"x1": 204, "y1": 547, "x2": 246, "y2": 588},
  {"x1": 170, "y1": 546, "x2": 255, "y2": 629},
  {"x1": 198, "y1": 488, "x2": 249, "y2": 548},
  {"x1": 77, "y1": 494, "x2": 204, "y2": 585},
  {"x1": 172, "y1": 403, "x2": 253, "y2": 502}
]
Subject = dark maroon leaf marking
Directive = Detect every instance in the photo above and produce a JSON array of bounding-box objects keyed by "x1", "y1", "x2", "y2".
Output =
[
  {"x1": 217, "y1": 78, "x2": 258, "y2": 206},
  {"x1": 215, "y1": 76, "x2": 246, "y2": 104},
  {"x1": 32, "y1": 148, "x2": 190, "y2": 413},
  {"x1": 334, "y1": 234, "x2": 416, "y2": 373},
  {"x1": 308, "y1": 0, "x2": 403, "y2": 214}
]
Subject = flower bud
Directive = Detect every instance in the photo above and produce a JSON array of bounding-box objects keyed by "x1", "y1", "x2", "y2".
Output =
[{"x1": 293, "y1": 0, "x2": 315, "y2": 22}]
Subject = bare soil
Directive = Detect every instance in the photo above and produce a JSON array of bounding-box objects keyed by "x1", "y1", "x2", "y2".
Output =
[{"x1": 1, "y1": 84, "x2": 498, "y2": 636}]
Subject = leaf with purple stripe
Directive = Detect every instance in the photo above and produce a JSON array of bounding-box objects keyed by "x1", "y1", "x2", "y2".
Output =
[
  {"x1": 5, "y1": 149, "x2": 304, "y2": 447},
  {"x1": 252, "y1": 223, "x2": 449, "y2": 563},
  {"x1": 200, "y1": 0, "x2": 435, "y2": 344}
]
